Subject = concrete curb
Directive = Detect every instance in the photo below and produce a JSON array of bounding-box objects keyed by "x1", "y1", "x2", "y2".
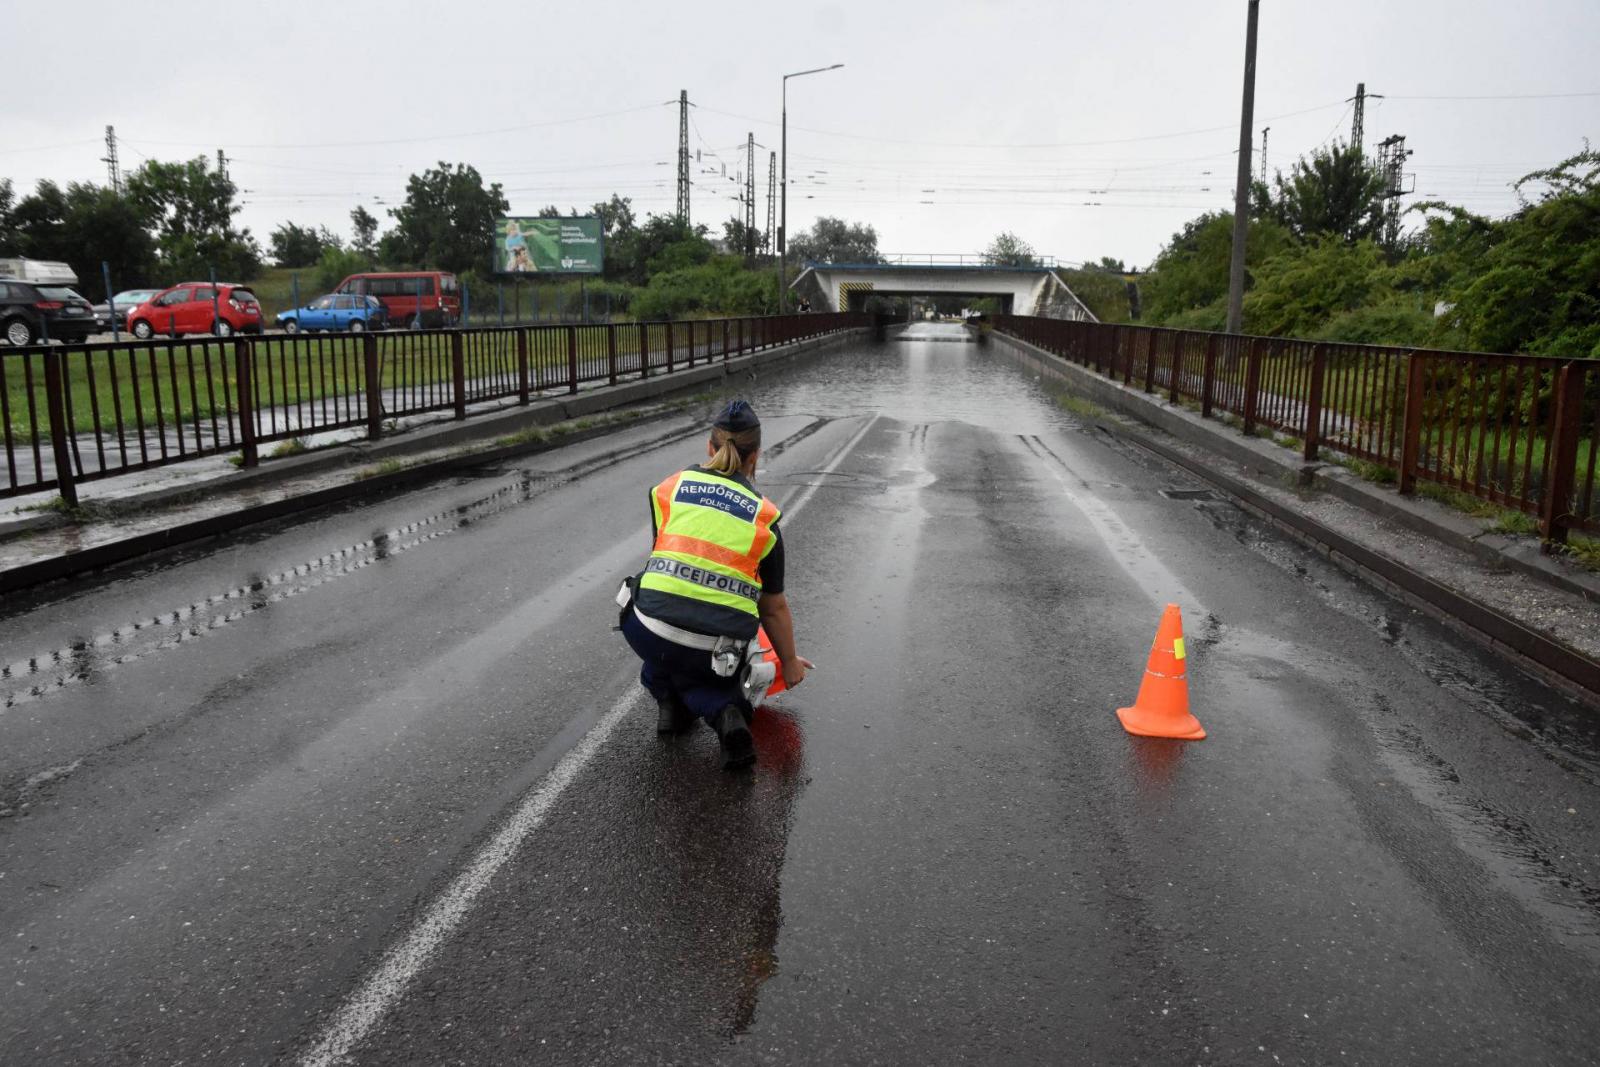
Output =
[
  {"x1": 988, "y1": 328, "x2": 1600, "y2": 703},
  {"x1": 988, "y1": 330, "x2": 1599, "y2": 603},
  {"x1": 0, "y1": 328, "x2": 866, "y2": 592}
]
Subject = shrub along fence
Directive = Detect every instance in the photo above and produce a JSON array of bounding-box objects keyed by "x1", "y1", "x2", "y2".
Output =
[
  {"x1": 1, "y1": 313, "x2": 866, "y2": 504},
  {"x1": 992, "y1": 315, "x2": 1598, "y2": 546}
]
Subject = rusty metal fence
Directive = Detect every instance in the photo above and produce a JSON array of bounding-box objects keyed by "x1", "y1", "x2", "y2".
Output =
[
  {"x1": 993, "y1": 315, "x2": 1599, "y2": 545},
  {"x1": 2, "y1": 312, "x2": 865, "y2": 504}
]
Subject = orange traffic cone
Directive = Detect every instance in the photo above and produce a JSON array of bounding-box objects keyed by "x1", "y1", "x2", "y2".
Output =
[
  {"x1": 1116, "y1": 603, "x2": 1206, "y2": 740},
  {"x1": 756, "y1": 626, "x2": 787, "y2": 698}
]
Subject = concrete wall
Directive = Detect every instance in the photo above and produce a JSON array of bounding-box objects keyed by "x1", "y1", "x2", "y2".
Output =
[{"x1": 793, "y1": 267, "x2": 1095, "y2": 321}]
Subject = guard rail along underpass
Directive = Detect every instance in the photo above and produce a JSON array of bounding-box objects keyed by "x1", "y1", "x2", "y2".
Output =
[
  {"x1": 1, "y1": 312, "x2": 867, "y2": 505},
  {"x1": 991, "y1": 314, "x2": 1600, "y2": 547}
]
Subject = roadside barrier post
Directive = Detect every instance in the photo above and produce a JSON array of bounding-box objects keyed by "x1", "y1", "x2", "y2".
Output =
[
  {"x1": 566, "y1": 326, "x2": 578, "y2": 395},
  {"x1": 451, "y1": 331, "x2": 467, "y2": 420},
  {"x1": 1169, "y1": 333, "x2": 1186, "y2": 404},
  {"x1": 722, "y1": 319, "x2": 730, "y2": 361},
  {"x1": 1143, "y1": 331, "x2": 1158, "y2": 394},
  {"x1": 1539, "y1": 361, "x2": 1587, "y2": 548},
  {"x1": 639, "y1": 323, "x2": 649, "y2": 379},
  {"x1": 606, "y1": 325, "x2": 618, "y2": 386},
  {"x1": 1201, "y1": 334, "x2": 1219, "y2": 417},
  {"x1": 236, "y1": 338, "x2": 259, "y2": 465},
  {"x1": 517, "y1": 329, "x2": 531, "y2": 403},
  {"x1": 665, "y1": 322, "x2": 675, "y2": 373},
  {"x1": 1398, "y1": 353, "x2": 1427, "y2": 495},
  {"x1": 43, "y1": 349, "x2": 79, "y2": 508},
  {"x1": 362, "y1": 333, "x2": 382, "y2": 441},
  {"x1": 1303, "y1": 343, "x2": 1327, "y2": 461},
  {"x1": 1242, "y1": 337, "x2": 1263, "y2": 436}
]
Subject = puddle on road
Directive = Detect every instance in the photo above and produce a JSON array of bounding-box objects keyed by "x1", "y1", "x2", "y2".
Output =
[{"x1": 0, "y1": 414, "x2": 831, "y2": 714}]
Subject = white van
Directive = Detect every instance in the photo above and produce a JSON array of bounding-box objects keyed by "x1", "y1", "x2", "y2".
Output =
[{"x1": 0, "y1": 258, "x2": 79, "y2": 286}]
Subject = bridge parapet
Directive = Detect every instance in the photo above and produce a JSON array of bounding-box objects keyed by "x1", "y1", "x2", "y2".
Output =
[{"x1": 793, "y1": 261, "x2": 1095, "y2": 321}]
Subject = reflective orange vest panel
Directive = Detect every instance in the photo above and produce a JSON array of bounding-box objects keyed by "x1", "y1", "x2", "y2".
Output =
[{"x1": 634, "y1": 467, "x2": 780, "y2": 639}]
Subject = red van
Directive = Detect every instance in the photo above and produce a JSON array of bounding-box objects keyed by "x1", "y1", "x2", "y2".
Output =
[{"x1": 335, "y1": 272, "x2": 459, "y2": 328}]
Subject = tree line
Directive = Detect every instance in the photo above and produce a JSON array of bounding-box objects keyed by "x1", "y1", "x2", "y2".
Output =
[
  {"x1": 2, "y1": 155, "x2": 894, "y2": 320},
  {"x1": 1091, "y1": 141, "x2": 1599, "y2": 360}
]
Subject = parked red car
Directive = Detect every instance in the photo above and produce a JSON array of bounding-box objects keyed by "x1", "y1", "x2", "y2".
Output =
[
  {"x1": 335, "y1": 271, "x2": 459, "y2": 328},
  {"x1": 127, "y1": 283, "x2": 263, "y2": 339}
]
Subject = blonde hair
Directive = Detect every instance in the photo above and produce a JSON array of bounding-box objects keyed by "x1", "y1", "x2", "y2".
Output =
[{"x1": 707, "y1": 425, "x2": 761, "y2": 475}]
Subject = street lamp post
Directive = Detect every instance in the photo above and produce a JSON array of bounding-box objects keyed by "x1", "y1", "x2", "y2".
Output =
[{"x1": 779, "y1": 63, "x2": 843, "y2": 314}]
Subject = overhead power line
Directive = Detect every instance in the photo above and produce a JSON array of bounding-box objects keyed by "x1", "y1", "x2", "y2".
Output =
[
  {"x1": 121, "y1": 102, "x2": 673, "y2": 151},
  {"x1": 693, "y1": 100, "x2": 1350, "y2": 150},
  {"x1": 1385, "y1": 90, "x2": 1600, "y2": 100}
]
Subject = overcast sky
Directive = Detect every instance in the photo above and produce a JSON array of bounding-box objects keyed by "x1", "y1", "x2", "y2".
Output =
[{"x1": 5, "y1": 0, "x2": 1596, "y2": 268}]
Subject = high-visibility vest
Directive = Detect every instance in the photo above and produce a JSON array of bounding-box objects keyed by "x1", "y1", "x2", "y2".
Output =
[{"x1": 634, "y1": 467, "x2": 781, "y2": 640}]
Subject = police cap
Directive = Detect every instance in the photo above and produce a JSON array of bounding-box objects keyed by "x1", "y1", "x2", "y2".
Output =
[{"x1": 713, "y1": 399, "x2": 761, "y2": 433}]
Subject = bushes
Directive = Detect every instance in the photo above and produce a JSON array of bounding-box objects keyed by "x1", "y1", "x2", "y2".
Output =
[
  {"x1": 632, "y1": 257, "x2": 778, "y2": 320},
  {"x1": 315, "y1": 246, "x2": 371, "y2": 293},
  {"x1": 1315, "y1": 302, "x2": 1438, "y2": 346}
]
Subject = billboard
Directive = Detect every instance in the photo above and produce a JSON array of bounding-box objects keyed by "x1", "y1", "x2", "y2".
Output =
[{"x1": 494, "y1": 217, "x2": 604, "y2": 274}]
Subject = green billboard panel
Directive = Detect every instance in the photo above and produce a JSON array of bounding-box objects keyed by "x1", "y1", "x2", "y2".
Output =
[{"x1": 495, "y1": 217, "x2": 604, "y2": 274}]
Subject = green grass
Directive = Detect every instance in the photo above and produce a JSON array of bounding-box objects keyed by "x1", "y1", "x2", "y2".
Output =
[
  {"x1": 495, "y1": 426, "x2": 551, "y2": 448},
  {"x1": 1563, "y1": 535, "x2": 1600, "y2": 572},
  {"x1": 3, "y1": 324, "x2": 744, "y2": 442},
  {"x1": 1055, "y1": 392, "x2": 1105, "y2": 419},
  {"x1": 355, "y1": 457, "x2": 408, "y2": 480},
  {"x1": 269, "y1": 437, "x2": 308, "y2": 458},
  {"x1": 1490, "y1": 510, "x2": 1540, "y2": 536}
]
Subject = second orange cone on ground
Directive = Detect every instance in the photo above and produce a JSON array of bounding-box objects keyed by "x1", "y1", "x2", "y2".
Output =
[{"x1": 1116, "y1": 603, "x2": 1206, "y2": 741}]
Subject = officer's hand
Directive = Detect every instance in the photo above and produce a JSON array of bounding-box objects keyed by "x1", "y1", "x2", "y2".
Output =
[{"x1": 783, "y1": 657, "x2": 815, "y2": 688}]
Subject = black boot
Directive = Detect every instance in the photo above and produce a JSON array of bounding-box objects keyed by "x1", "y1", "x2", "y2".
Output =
[
  {"x1": 656, "y1": 693, "x2": 695, "y2": 735},
  {"x1": 712, "y1": 703, "x2": 755, "y2": 770}
]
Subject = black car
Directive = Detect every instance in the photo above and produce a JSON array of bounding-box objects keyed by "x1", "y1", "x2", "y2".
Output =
[{"x1": 0, "y1": 278, "x2": 97, "y2": 345}]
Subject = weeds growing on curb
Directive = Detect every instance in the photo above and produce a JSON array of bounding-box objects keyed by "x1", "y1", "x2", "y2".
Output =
[
  {"x1": 1563, "y1": 536, "x2": 1600, "y2": 572},
  {"x1": 1056, "y1": 392, "x2": 1106, "y2": 419},
  {"x1": 19, "y1": 495, "x2": 116, "y2": 522},
  {"x1": 356, "y1": 458, "x2": 409, "y2": 480},
  {"x1": 269, "y1": 437, "x2": 309, "y2": 459}
]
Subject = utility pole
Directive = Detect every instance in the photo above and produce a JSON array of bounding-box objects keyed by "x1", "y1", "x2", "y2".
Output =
[
  {"x1": 676, "y1": 90, "x2": 690, "y2": 224},
  {"x1": 1351, "y1": 83, "x2": 1365, "y2": 150},
  {"x1": 1258, "y1": 126, "x2": 1270, "y2": 184},
  {"x1": 745, "y1": 132, "x2": 756, "y2": 263},
  {"x1": 216, "y1": 148, "x2": 229, "y2": 183},
  {"x1": 1348, "y1": 83, "x2": 1383, "y2": 152},
  {"x1": 1225, "y1": 0, "x2": 1260, "y2": 335},
  {"x1": 766, "y1": 152, "x2": 777, "y2": 255},
  {"x1": 1376, "y1": 133, "x2": 1414, "y2": 249},
  {"x1": 101, "y1": 125, "x2": 122, "y2": 195}
]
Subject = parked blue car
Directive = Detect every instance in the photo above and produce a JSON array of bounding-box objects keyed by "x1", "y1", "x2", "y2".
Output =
[{"x1": 277, "y1": 294, "x2": 388, "y2": 333}]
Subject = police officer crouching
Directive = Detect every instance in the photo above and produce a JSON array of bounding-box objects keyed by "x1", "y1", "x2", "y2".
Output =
[{"x1": 619, "y1": 400, "x2": 812, "y2": 769}]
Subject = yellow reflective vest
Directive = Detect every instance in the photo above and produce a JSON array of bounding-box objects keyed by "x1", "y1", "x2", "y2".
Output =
[{"x1": 634, "y1": 467, "x2": 781, "y2": 640}]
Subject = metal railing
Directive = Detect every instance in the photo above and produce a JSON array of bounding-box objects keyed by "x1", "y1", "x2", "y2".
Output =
[
  {"x1": 992, "y1": 315, "x2": 1599, "y2": 546},
  {"x1": 807, "y1": 253, "x2": 1072, "y2": 270},
  {"x1": 2, "y1": 312, "x2": 866, "y2": 504}
]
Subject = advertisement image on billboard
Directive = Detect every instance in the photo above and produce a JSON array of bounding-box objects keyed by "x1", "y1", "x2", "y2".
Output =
[{"x1": 495, "y1": 217, "x2": 604, "y2": 274}]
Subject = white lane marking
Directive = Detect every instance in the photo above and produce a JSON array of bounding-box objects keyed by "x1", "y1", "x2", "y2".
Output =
[
  {"x1": 299, "y1": 687, "x2": 640, "y2": 1067},
  {"x1": 1024, "y1": 435, "x2": 1207, "y2": 614},
  {"x1": 299, "y1": 413, "x2": 877, "y2": 1066},
  {"x1": 775, "y1": 414, "x2": 879, "y2": 516}
]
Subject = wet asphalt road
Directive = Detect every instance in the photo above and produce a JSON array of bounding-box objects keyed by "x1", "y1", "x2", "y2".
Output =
[{"x1": 2, "y1": 322, "x2": 1599, "y2": 1065}]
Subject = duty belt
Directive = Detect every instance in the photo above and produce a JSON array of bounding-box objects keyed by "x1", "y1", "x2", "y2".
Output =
[{"x1": 632, "y1": 607, "x2": 724, "y2": 651}]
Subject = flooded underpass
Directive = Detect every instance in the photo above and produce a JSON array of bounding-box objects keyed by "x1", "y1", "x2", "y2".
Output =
[{"x1": 2, "y1": 322, "x2": 1597, "y2": 1064}]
